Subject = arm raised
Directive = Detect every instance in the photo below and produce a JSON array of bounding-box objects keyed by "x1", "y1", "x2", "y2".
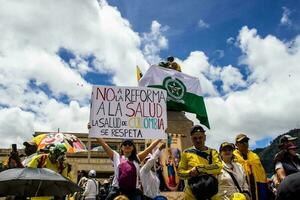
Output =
[
  {"x1": 138, "y1": 139, "x2": 162, "y2": 161},
  {"x1": 96, "y1": 138, "x2": 114, "y2": 160}
]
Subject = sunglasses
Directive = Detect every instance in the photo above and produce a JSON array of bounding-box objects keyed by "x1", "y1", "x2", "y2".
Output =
[
  {"x1": 122, "y1": 141, "x2": 133, "y2": 146},
  {"x1": 192, "y1": 136, "x2": 205, "y2": 141},
  {"x1": 238, "y1": 139, "x2": 249, "y2": 144}
]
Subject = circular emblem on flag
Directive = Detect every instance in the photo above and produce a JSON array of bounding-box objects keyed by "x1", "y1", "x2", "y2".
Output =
[{"x1": 163, "y1": 77, "x2": 186, "y2": 100}]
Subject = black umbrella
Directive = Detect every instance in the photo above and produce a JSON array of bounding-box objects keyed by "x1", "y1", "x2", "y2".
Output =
[{"x1": 0, "y1": 168, "x2": 81, "y2": 197}]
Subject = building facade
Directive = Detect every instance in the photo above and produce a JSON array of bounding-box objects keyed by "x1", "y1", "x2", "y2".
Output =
[{"x1": 0, "y1": 111, "x2": 193, "y2": 183}]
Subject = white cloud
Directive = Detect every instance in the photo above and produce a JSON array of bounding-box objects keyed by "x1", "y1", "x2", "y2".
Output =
[
  {"x1": 214, "y1": 50, "x2": 225, "y2": 59},
  {"x1": 280, "y1": 7, "x2": 292, "y2": 26},
  {"x1": 0, "y1": 0, "x2": 151, "y2": 147},
  {"x1": 197, "y1": 19, "x2": 210, "y2": 29},
  {"x1": 187, "y1": 26, "x2": 300, "y2": 149},
  {"x1": 226, "y1": 37, "x2": 235, "y2": 45},
  {"x1": 219, "y1": 65, "x2": 246, "y2": 93},
  {"x1": 141, "y1": 21, "x2": 169, "y2": 65},
  {"x1": 0, "y1": 99, "x2": 90, "y2": 148},
  {"x1": 180, "y1": 52, "x2": 246, "y2": 96},
  {"x1": 181, "y1": 51, "x2": 219, "y2": 96},
  {"x1": 0, "y1": 107, "x2": 35, "y2": 148}
]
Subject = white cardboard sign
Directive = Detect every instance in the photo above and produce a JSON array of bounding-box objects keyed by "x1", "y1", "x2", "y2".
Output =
[{"x1": 89, "y1": 85, "x2": 168, "y2": 139}]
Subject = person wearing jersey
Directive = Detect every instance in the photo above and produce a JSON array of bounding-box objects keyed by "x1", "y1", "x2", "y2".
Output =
[
  {"x1": 22, "y1": 141, "x2": 38, "y2": 167},
  {"x1": 158, "y1": 56, "x2": 182, "y2": 72},
  {"x1": 233, "y1": 134, "x2": 268, "y2": 200},
  {"x1": 28, "y1": 143, "x2": 69, "y2": 177},
  {"x1": 178, "y1": 125, "x2": 222, "y2": 200}
]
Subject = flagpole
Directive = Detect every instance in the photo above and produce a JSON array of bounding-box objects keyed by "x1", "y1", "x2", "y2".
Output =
[{"x1": 88, "y1": 137, "x2": 91, "y2": 163}]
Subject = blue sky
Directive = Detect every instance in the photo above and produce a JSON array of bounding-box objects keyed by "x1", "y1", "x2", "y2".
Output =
[
  {"x1": 109, "y1": 0, "x2": 300, "y2": 65},
  {"x1": 0, "y1": 0, "x2": 300, "y2": 149}
]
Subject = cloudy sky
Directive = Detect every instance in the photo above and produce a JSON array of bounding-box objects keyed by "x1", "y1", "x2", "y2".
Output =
[{"x1": 1, "y1": 0, "x2": 300, "y2": 149}]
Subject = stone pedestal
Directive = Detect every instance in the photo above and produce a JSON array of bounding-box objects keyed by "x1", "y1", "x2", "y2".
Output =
[{"x1": 166, "y1": 111, "x2": 193, "y2": 151}]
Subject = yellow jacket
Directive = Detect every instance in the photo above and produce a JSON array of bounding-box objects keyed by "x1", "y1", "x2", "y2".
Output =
[
  {"x1": 28, "y1": 154, "x2": 69, "y2": 177},
  {"x1": 178, "y1": 147, "x2": 222, "y2": 200},
  {"x1": 233, "y1": 150, "x2": 268, "y2": 200}
]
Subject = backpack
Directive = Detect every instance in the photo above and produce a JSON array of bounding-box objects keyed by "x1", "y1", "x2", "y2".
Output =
[{"x1": 117, "y1": 157, "x2": 137, "y2": 193}]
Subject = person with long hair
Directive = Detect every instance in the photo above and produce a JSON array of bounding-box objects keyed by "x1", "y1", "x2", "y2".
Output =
[
  {"x1": 218, "y1": 142, "x2": 250, "y2": 200},
  {"x1": 97, "y1": 138, "x2": 161, "y2": 200}
]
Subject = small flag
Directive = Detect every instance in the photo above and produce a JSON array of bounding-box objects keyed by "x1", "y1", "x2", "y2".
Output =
[{"x1": 136, "y1": 65, "x2": 143, "y2": 81}]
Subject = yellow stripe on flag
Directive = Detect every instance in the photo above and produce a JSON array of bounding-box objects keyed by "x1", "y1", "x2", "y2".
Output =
[{"x1": 136, "y1": 65, "x2": 143, "y2": 81}]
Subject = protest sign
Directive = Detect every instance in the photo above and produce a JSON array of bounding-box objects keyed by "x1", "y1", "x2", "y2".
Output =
[{"x1": 89, "y1": 85, "x2": 168, "y2": 139}]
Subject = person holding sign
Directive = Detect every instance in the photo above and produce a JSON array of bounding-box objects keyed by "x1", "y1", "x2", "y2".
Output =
[
  {"x1": 140, "y1": 142, "x2": 166, "y2": 199},
  {"x1": 178, "y1": 125, "x2": 222, "y2": 200},
  {"x1": 96, "y1": 137, "x2": 161, "y2": 200}
]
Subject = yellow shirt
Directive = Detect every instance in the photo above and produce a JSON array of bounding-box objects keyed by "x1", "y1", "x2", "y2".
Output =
[
  {"x1": 28, "y1": 154, "x2": 68, "y2": 177},
  {"x1": 178, "y1": 147, "x2": 222, "y2": 200},
  {"x1": 170, "y1": 62, "x2": 181, "y2": 72}
]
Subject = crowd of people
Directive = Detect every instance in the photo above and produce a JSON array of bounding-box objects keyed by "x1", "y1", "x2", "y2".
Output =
[{"x1": 1, "y1": 124, "x2": 300, "y2": 200}]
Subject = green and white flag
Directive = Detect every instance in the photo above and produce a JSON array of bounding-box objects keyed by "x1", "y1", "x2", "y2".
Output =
[{"x1": 139, "y1": 65, "x2": 210, "y2": 129}]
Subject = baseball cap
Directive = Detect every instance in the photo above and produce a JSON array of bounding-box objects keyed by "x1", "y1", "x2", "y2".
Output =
[
  {"x1": 219, "y1": 142, "x2": 235, "y2": 152},
  {"x1": 190, "y1": 125, "x2": 206, "y2": 135},
  {"x1": 23, "y1": 141, "x2": 37, "y2": 147},
  {"x1": 235, "y1": 133, "x2": 249, "y2": 143},
  {"x1": 279, "y1": 135, "x2": 297, "y2": 146}
]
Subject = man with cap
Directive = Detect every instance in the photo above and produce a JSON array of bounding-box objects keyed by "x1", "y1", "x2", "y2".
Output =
[
  {"x1": 178, "y1": 125, "x2": 222, "y2": 200},
  {"x1": 274, "y1": 134, "x2": 300, "y2": 186},
  {"x1": 158, "y1": 56, "x2": 182, "y2": 72},
  {"x1": 278, "y1": 134, "x2": 298, "y2": 150},
  {"x1": 22, "y1": 141, "x2": 38, "y2": 167},
  {"x1": 28, "y1": 143, "x2": 70, "y2": 177},
  {"x1": 233, "y1": 134, "x2": 268, "y2": 200}
]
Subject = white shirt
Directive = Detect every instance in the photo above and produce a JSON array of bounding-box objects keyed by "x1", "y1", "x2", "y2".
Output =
[
  {"x1": 83, "y1": 178, "x2": 99, "y2": 199},
  {"x1": 111, "y1": 150, "x2": 140, "y2": 188},
  {"x1": 275, "y1": 161, "x2": 300, "y2": 171},
  {"x1": 140, "y1": 149, "x2": 161, "y2": 198}
]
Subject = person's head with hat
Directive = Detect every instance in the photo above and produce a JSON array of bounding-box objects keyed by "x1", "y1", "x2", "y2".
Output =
[
  {"x1": 23, "y1": 141, "x2": 38, "y2": 156},
  {"x1": 279, "y1": 135, "x2": 298, "y2": 159},
  {"x1": 190, "y1": 125, "x2": 207, "y2": 150},
  {"x1": 219, "y1": 142, "x2": 235, "y2": 163},
  {"x1": 279, "y1": 134, "x2": 298, "y2": 150},
  {"x1": 235, "y1": 133, "x2": 249, "y2": 155}
]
